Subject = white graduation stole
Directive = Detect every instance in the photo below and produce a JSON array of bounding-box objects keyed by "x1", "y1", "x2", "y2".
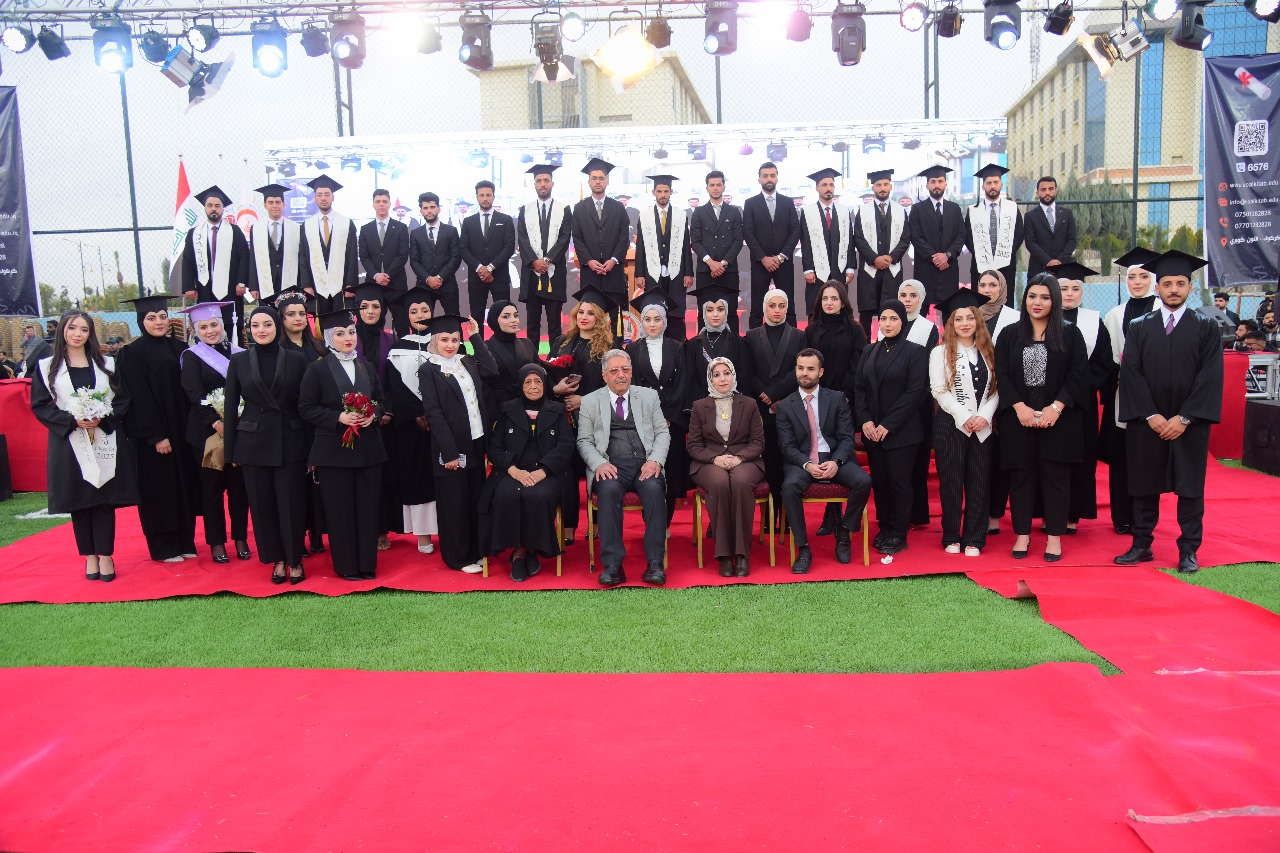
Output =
[
  {"x1": 41, "y1": 356, "x2": 118, "y2": 488},
  {"x1": 803, "y1": 201, "x2": 851, "y2": 283},
  {"x1": 968, "y1": 200, "x2": 1018, "y2": 271},
  {"x1": 859, "y1": 201, "x2": 904, "y2": 278},
  {"x1": 641, "y1": 204, "x2": 687, "y2": 282},
  {"x1": 387, "y1": 338, "x2": 431, "y2": 401},
  {"x1": 1076, "y1": 308, "x2": 1101, "y2": 357},
  {"x1": 305, "y1": 211, "x2": 351, "y2": 298},
  {"x1": 521, "y1": 199, "x2": 564, "y2": 291},
  {"x1": 251, "y1": 216, "x2": 300, "y2": 299},
  {"x1": 905, "y1": 315, "x2": 935, "y2": 346},
  {"x1": 193, "y1": 221, "x2": 234, "y2": 299}
]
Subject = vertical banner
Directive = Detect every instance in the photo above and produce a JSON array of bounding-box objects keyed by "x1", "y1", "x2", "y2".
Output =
[
  {"x1": 0, "y1": 87, "x2": 39, "y2": 315},
  {"x1": 1205, "y1": 55, "x2": 1280, "y2": 291}
]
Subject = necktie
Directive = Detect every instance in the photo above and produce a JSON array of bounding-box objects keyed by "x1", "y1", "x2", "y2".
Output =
[
  {"x1": 1046, "y1": 205, "x2": 1055, "y2": 231},
  {"x1": 428, "y1": 226, "x2": 436, "y2": 246},
  {"x1": 271, "y1": 221, "x2": 279, "y2": 250},
  {"x1": 322, "y1": 215, "x2": 330, "y2": 246},
  {"x1": 482, "y1": 212, "x2": 490, "y2": 239},
  {"x1": 660, "y1": 207, "x2": 667, "y2": 235},
  {"x1": 596, "y1": 200, "x2": 604, "y2": 218},
  {"x1": 823, "y1": 207, "x2": 832, "y2": 230},
  {"x1": 879, "y1": 202, "x2": 887, "y2": 218},
  {"x1": 1165, "y1": 313, "x2": 1176, "y2": 336},
  {"x1": 988, "y1": 202, "x2": 998, "y2": 255},
  {"x1": 805, "y1": 394, "x2": 820, "y2": 465},
  {"x1": 378, "y1": 220, "x2": 386, "y2": 245},
  {"x1": 767, "y1": 195, "x2": 775, "y2": 221},
  {"x1": 210, "y1": 224, "x2": 219, "y2": 273},
  {"x1": 935, "y1": 202, "x2": 942, "y2": 216},
  {"x1": 615, "y1": 395, "x2": 625, "y2": 420},
  {"x1": 714, "y1": 205, "x2": 720, "y2": 221}
]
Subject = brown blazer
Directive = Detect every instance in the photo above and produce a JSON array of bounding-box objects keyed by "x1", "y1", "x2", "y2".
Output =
[{"x1": 687, "y1": 392, "x2": 766, "y2": 478}]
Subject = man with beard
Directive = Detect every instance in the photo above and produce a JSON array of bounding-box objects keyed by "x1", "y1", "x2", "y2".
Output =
[
  {"x1": 408, "y1": 192, "x2": 463, "y2": 318},
  {"x1": 459, "y1": 179, "x2": 516, "y2": 322},
  {"x1": 1023, "y1": 175, "x2": 1077, "y2": 281},
  {"x1": 964, "y1": 163, "x2": 1024, "y2": 308},
  {"x1": 634, "y1": 174, "x2": 694, "y2": 340},
  {"x1": 299, "y1": 174, "x2": 359, "y2": 313},
  {"x1": 798, "y1": 168, "x2": 856, "y2": 321},
  {"x1": 852, "y1": 169, "x2": 911, "y2": 337},
  {"x1": 571, "y1": 158, "x2": 631, "y2": 333},
  {"x1": 742, "y1": 161, "x2": 802, "y2": 328},
  {"x1": 516, "y1": 163, "x2": 573, "y2": 345},
  {"x1": 907, "y1": 165, "x2": 966, "y2": 311},
  {"x1": 690, "y1": 171, "x2": 745, "y2": 334},
  {"x1": 246, "y1": 183, "x2": 303, "y2": 307},
  {"x1": 358, "y1": 188, "x2": 412, "y2": 335},
  {"x1": 181, "y1": 185, "x2": 250, "y2": 343}
]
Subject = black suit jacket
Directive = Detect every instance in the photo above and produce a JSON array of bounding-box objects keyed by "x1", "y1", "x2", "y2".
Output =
[
  {"x1": 853, "y1": 339, "x2": 929, "y2": 449},
  {"x1": 223, "y1": 347, "x2": 310, "y2": 467},
  {"x1": 179, "y1": 351, "x2": 231, "y2": 450},
  {"x1": 298, "y1": 354, "x2": 388, "y2": 468},
  {"x1": 516, "y1": 201, "x2": 573, "y2": 302},
  {"x1": 907, "y1": 198, "x2": 967, "y2": 305},
  {"x1": 358, "y1": 218, "x2": 411, "y2": 292},
  {"x1": 571, "y1": 196, "x2": 632, "y2": 296},
  {"x1": 181, "y1": 224, "x2": 250, "y2": 299},
  {"x1": 417, "y1": 347, "x2": 499, "y2": 472},
  {"x1": 409, "y1": 221, "x2": 462, "y2": 292},
  {"x1": 776, "y1": 386, "x2": 857, "y2": 468},
  {"x1": 1023, "y1": 204, "x2": 1078, "y2": 279},
  {"x1": 459, "y1": 209, "x2": 516, "y2": 286},
  {"x1": 744, "y1": 324, "x2": 803, "y2": 408},
  {"x1": 690, "y1": 203, "x2": 745, "y2": 275},
  {"x1": 742, "y1": 193, "x2": 801, "y2": 262}
]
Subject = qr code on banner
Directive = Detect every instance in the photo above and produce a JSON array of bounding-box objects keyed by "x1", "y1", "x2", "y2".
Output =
[{"x1": 1234, "y1": 120, "x2": 1269, "y2": 157}]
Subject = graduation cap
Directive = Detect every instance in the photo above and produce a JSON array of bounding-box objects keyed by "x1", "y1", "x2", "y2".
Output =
[
  {"x1": 936, "y1": 288, "x2": 988, "y2": 322},
  {"x1": 395, "y1": 285, "x2": 436, "y2": 308},
  {"x1": 1141, "y1": 249, "x2": 1208, "y2": 281},
  {"x1": 121, "y1": 293, "x2": 181, "y2": 316},
  {"x1": 178, "y1": 301, "x2": 234, "y2": 324},
  {"x1": 571, "y1": 284, "x2": 618, "y2": 311},
  {"x1": 256, "y1": 183, "x2": 290, "y2": 200},
  {"x1": 1114, "y1": 246, "x2": 1161, "y2": 268},
  {"x1": 195, "y1": 185, "x2": 233, "y2": 207},
  {"x1": 581, "y1": 157, "x2": 615, "y2": 176},
  {"x1": 629, "y1": 288, "x2": 681, "y2": 315},
  {"x1": 351, "y1": 283, "x2": 389, "y2": 306},
  {"x1": 690, "y1": 282, "x2": 737, "y2": 307},
  {"x1": 647, "y1": 174, "x2": 679, "y2": 189},
  {"x1": 867, "y1": 169, "x2": 895, "y2": 183},
  {"x1": 973, "y1": 163, "x2": 1010, "y2": 179},
  {"x1": 1052, "y1": 261, "x2": 1100, "y2": 282},
  {"x1": 424, "y1": 314, "x2": 466, "y2": 336},
  {"x1": 807, "y1": 168, "x2": 842, "y2": 184},
  {"x1": 317, "y1": 308, "x2": 357, "y2": 333},
  {"x1": 307, "y1": 174, "x2": 344, "y2": 193},
  {"x1": 917, "y1": 165, "x2": 953, "y2": 180},
  {"x1": 526, "y1": 163, "x2": 560, "y2": 176}
]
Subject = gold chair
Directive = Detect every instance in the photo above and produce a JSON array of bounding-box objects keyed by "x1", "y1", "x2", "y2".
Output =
[{"x1": 693, "y1": 480, "x2": 775, "y2": 568}]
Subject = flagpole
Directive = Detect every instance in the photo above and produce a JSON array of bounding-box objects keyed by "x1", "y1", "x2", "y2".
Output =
[{"x1": 118, "y1": 73, "x2": 145, "y2": 297}]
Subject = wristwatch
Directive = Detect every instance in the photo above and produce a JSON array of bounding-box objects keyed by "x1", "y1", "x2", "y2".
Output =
[{"x1": 1178, "y1": 415, "x2": 1191, "y2": 425}]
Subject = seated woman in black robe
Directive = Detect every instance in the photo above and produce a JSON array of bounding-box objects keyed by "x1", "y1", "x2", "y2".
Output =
[
  {"x1": 483, "y1": 299, "x2": 539, "y2": 421},
  {"x1": 479, "y1": 364, "x2": 574, "y2": 581}
]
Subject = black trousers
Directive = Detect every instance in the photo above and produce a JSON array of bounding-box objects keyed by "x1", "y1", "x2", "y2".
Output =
[
  {"x1": 316, "y1": 464, "x2": 382, "y2": 578},
  {"x1": 193, "y1": 449, "x2": 249, "y2": 546},
  {"x1": 865, "y1": 443, "x2": 918, "y2": 540},
  {"x1": 468, "y1": 278, "x2": 509, "y2": 324},
  {"x1": 305, "y1": 472, "x2": 325, "y2": 544},
  {"x1": 988, "y1": 437, "x2": 1011, "y2": 520},
  {"x1": 1132, "y1": 493, "x2": 1204, "y2": 554},
  {"x1": 780, "y1": 455, "x2": 872, "y2": 549},
  {"x1": 525, "y1": 294, "x2": 563, "y2": 345},
  {"x1": 434, "y1": 437, "x2": 486, "y2": 569},
  {"x1": 1108, "y1": 457, "x2": 1134, "y2": 530},
  {"x1": 593, "y1": 456, "x2": 667, "y2": 567},
  {"x1": 71, "y1": 505, "x2": 116, "y2": 556},
  {"x1": 933, "y1": 421, "x2": 993, "y2": 549},
  {"x1": 1010, "y1": 458, "x2": 1071, "y2": 536},
  {"x1": 242, "y1": 461, "x2": 306, "y2": 568},
  {"x1": 749, "y1": 261, "x2": 796, "y2": 328},
  {"x1": 910, "y1": 408, "x2": 933, "y2": 525}
]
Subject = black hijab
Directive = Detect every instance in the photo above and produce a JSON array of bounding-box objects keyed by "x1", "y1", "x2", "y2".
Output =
[
  {"x1": 518, "y1": 362, "x2": 547, "y2": 412},
  {"x1": 878, "y1": 300, "x2": 908, "y2": 350},
  {"x1": 249, "y1": 305, "x2": 281, "y2": 385},
  {"x1": 488, "y1": 301, "x2": 518, "y2": 343},
  {"x1": 355, "y1": 297, "x2": 384, "y2": 364}
]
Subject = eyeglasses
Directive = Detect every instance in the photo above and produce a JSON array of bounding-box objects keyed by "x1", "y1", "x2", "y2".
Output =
[{"x1": 605, "y1": 366, "x2": 632, "y2": 376}]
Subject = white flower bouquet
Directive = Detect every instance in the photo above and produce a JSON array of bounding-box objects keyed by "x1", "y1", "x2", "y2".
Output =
[{"x1": 67, "y1": 388, "x2": 111, "y2": 444}]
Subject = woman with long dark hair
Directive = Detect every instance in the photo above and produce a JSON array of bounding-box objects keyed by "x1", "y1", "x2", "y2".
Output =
[
  {"x1": 994, "y1": 272, "x2": 1088, "y2": 561},
  {"x1": 30, "y1": 311, "x2": 139, "y2": 581},
  {"x1": 352, "y1": 284, "x2": 400, "y2": 551}
]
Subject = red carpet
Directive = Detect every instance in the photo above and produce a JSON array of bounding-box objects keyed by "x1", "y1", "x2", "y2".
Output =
[
  {"x1": 1130, "y1": 808, "x2": 1280, "y2": 852},
  {"x1": 1, "y1": 664, "x2": 1277, "y2": 851}
]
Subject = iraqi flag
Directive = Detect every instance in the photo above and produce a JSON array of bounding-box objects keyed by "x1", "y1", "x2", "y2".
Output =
[{"x1": 170, "y1": 159, "x2": 203, "y2": 266}]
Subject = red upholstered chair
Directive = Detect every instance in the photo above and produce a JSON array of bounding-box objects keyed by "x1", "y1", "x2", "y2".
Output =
[
  {"x1": 778, "y1": 482, "x2": 871, "y2": 566},
  {"x1": 587, "y1": 491, "x2": 668, "y2": 572},
  {"x1": 693, "y1": 480, "x2": 775, "y2": 568}
]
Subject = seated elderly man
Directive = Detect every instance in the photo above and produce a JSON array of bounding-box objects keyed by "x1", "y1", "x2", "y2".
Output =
[{"x1": 576, "y1": 348, "x2": 671, "y2": 586}]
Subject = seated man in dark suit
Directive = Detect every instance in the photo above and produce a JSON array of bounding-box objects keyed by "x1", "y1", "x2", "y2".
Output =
[{"x1": 776, "y1": 347, "x2": 872, "y2": 573}]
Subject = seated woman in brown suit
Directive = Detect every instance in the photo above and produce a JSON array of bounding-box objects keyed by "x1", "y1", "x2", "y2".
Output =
[{"x1": 686, "y1": 357, "x2": 766, "y2": 578}]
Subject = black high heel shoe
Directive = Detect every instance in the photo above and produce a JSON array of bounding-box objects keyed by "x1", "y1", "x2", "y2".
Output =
[
  {"x1": 99, "y1": 556, "x2": 116, "y2": 582},
  {"x1": 271, "y1": 562, "x2": 287, "y2": 584},
  {"x1": 288, "y1": 564, "x2": 305, "y2": 585},
  {"x1": 235, "y1": 540, "x2": 252, "y2": 560},
  {"x1": 85, "y1": 557, "x2": 100, "y2": 581},
  {"x1": 211, "y1": 544, "x2": 230, "y2": 564}
]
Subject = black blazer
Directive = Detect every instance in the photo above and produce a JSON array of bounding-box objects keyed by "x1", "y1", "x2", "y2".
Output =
[
  {"x1": 223, "y1": 347, "x2": 310, "y2": 467},
  {"x1": 1023, "y1": 205, "x2": 1078, "y2": 279},
  {"x1": 477, "y1": 399, "x2": 575, "y2": 513},
  {"x1": 805, "y1": 317, "x2": 868, "y2": 406},
  {"x1": 358, "y1": 218, "x2": 411, "y2": 292},
  {"x1": 571, "y1": 196, "x2": 632, "y2": 296},
  {"x1": 516, "y1": 201, "x2": 573, "y2": 302},
  {"x1": 742, "y1": 192, "x2": 801, "y2": 262},
  {"x1": 995, "y1": 324, "x2": 1089, "y2": 467},
  {"x1": 181, "y1": 225, "x2": 250, "y2": 299},
  {"x1": 179, "y1": 350, "x2": 231, "y2": 450},
  {"x1": 690, "y1": 203, "x2": 745, "y2": 275},
  {"x1": 744, "y1": 324, "x2": 803, "y2": 410},
  {"x1": 626, "y1": 337, "x2": 689, "y2": 427},
  {"x1": 907, "y1": 198, "x2": 967, "y2": 304},
  {"x1": 418, "y1": 349, "x2": 499, "y2": 473},
  {"x1": 409, "y1": 221, "x2": 462, "y2": 291},
  {"x1": 776, "y1": 386, "x2": 857, "y2": 468},
  {"x1": 853, "y1": 339, "x2": 929, "y2": 449},
  {"x1": 298, "y1": 354, "x2": 388, "y2": 468},
  {"x1": 459, "y1": 209, "x2": 516, "y2": 286},
  {"x1": 798, "y1": 206, "x2": 857, "y2": 280}
]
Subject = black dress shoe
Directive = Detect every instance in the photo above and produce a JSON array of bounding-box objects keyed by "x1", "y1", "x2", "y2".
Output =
[
  {"x1": 987, "y1": 527, "x2": 1001, "y2": 536},
  {"x1": 641, "y1": 563, "x2": 667, "y2": 585},
  {"x1": 599, "y1": 566, "x2": 625, "y2": 586},
  {"x1": 309, "y1": 538, "x2": 326, "y2": 555},
  {"x1": 1177, "y1": 551, "x2": 1199, "y2": 573},
  {"x1": 1044, "y1": 551, "x2": 1063, "y2": 562},
  {"x1": 211, "y1": 545, "x2": 230, "y2": 564},
  {"x1": 816, "y1": 504, "x2": 840, "y2": 537},
  {"x1": 99, "y1": 571, "x2": 116, "y2": 583},
  {"x1": 1012, "y1": 548, "x2": 1028, "y2": 559},
  {"x1": 718, "y1": 557, "x2": 734, "y2": 577},
  {"x1": 791, "y1": 545, "x2": 812, "y2": 574},
  {"x1": 734, "y1": 556, "x2": 749, "y2": 577},
  {"x1": 339, "y1": 574, "x2": 363, "y2": 581},
  {"x1": 879, "y1": 537, "x2": 907, "y2": 555},
  {"x1": 235, "y1": 540, "x2": 252, "y2": 560},
  {"x1": 510, "y1": 553, "x2": 528, "y2": 582},
  {"x1": 873, "y1": 532, "x2": 887, "y2": 550},
  {"x1": 834, "y1": 532, "x2": 852, "y2": 564},
  {"x1": 1114, "y1": 524, "x2": 1132, "y2": 536},
  {"x1": 360, "y1": 571, "x2": 376, "y2": 580},
  {"x1": 288, "y1": 564, "x2": 305, "y2": 585},
  {"x1": 1062, "y1": 527, "x2": 1077, "y2": 536},
  {"x1": 1114, "y1": 545, "x2": 1155, "y2": 565},
  {"x1": 526, "y1": 553, "x2": 542, "y2": 578}
]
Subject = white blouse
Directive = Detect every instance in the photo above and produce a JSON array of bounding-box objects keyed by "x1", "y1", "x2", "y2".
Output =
[{"x1": 645, "y1": 335, "x2": 664, "y2": 377}]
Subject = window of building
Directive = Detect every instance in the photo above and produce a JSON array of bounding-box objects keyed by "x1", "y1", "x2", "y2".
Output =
[
  {"x1": 1205, "y1": 6, "x2": 1269, "y2": 56},
  {"x1": 1074, "y1": 101, "x2": 1079, "y2": 123},
  {"x1": 1148, "y1": 182, "x2": 1170, "y2": 229},
  {"x1": 1084, "y1": 68, "x2": 1106, "y2": 172},
  {"x1": 1139, "y1": 37, "x2": 1164, "y2": 166},
  {"x1": 1061, "y1": 153, "x2": 1066, "y2": 173},
  {"x1": 1050, "y1": 117, "x2": 1055, "y2": 137},
  {"x1": 1040, "y1": 127, "x2": 1045, "y2": 146},
  {"x1": 1062, "y1": 109, "x2": 1067, "y2": 131},
  {"x1": 1073, "y1": 144, "x2": 1079, "y2": 168}
]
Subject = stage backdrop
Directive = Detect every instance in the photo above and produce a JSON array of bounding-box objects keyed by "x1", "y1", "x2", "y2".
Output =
[
  {"x1": 0, "y1": 88, "x2": 38, "y2": 315},
  {"x1": 1204, "y1": 54, "x2": 1280, "y2": 293}
]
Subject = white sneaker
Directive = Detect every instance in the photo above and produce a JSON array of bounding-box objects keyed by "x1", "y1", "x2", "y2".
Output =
[
  {"x1": 418, "y1": 543, "x2": 435, "y2": 554},
  {"x1": 181, "y1": 553, "x2": 197, "y2": 559},
  {"x1": 965, "y1": 546, "x2": 981, "y2": 557},
  {"x1": 162, "y1": 556, "x2": 184, "y2": 563},
  {"x1": 460, "y1": 562, "x2": 483, "y2": 574},
  {"x1": 944, "y1": 543, "x2": 961, "y2": 554}
]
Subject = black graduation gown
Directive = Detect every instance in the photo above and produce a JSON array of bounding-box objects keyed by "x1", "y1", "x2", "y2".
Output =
[
  {"x1": 385, "y1": 336, "x2": 436, "y2": 508},
  {"x1": 358, "y1": 323, "x2": 401, "y2": 535},
  {"x1": 626, "y1": 335, "x2": 691, "y2": 498},
  {"x1": 179, "y1": 345, "x2": 249, "y2": 546},
  {"x1": 1098, "y1": 296, "x2": 1156, "y2": 464},
  {"x1": 570, "y1": 197, "x2": 631, "y2": 299},
  {"x1": 115, "y1": 335, "x2": 200, "y2": 559},
  {"x1": 280, "y1": 336, "x2": 327, "y2": 542},
  {"x1": 1119, "y1": 311, "x2": 1223, "y2": 497},
  {"x1": 1063, "y1": 309, "x2": 1115, "y2": 520}
]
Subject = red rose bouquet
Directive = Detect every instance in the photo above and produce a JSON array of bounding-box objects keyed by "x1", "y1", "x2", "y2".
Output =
[{"x1": 340, "y1": 392, "x2": 374, "y2": 449}]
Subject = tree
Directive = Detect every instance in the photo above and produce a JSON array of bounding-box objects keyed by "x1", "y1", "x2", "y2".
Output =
[{"x1": 38, "y1": 283, "x2": 74, "y2": 315}]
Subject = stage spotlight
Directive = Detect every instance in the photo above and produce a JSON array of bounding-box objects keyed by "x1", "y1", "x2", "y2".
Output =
[
  {"x1": 341, "y1": 155, "x2": 362, "y2": 172},
  {"x1": 533, "y1": 19, "x2": 566, "y2": 82},
  {"x1": 593, "y1": 25, "x2": 660, "y2": 88},
  {"x1": 251, "y1": 18, "x2": 287, "y2": 78},
  {"x1": 468, "y1": 149, "x2": 490, "y2": 169},
  {"x1": 653, "y1": 147, "x2": 669, "y2": 159},
  {"x1": 560, "y1": 11, "x2": 587, "y2": 42},
  {"x1": 832, "y1": 3, "x2": 867, "y2": 66},
  {"x1": 1044, "y1": 1, "x2": 1074, "y2": 35},
  {"x1": 418, "y1": 18, "x2": 442, "y2": 54},
  {"x1": 900, "y1": 2, "x2": 929, "y2": 33},
  {"x1": 37, "y1": 26, "x2": 70, "y2": 61},
  {"x1": 984, "y1": 1, "x2": 1022, "y2": 50},
  {"x1": 1173, "y1": 0, "x2": 1212, "y2": 50},
  {"x1": 278, "y1": 160, "x2": 297, "y2": 178},
  {"x1": 1143, "y1": 0, "x2": 1180, "y2": 22},
  {"x1": 2, "y1": 24, "x2": 35, "y2": 54},
  {"x1": 862, "y1": 135, "x2": 885, "y2": 154},
  {"x1": 1245, "y1": 0, "x2": 1280, "y2": 22},
  {"x1": 186, "y1": 20, "x2": 220, "y2": 53},
  {"x1": 787, "y1": 8, "x2": 813, "y2": 42},
  {"x1": 300, "y1": 20, "x2": 329, "y2": 57},
  {"x1": 766, "y1": 142, "x2": 788, "y2": 162},
  {"x1": 688, "y1": 142, "x2": 707, "y2": 161},
  {"x1": 704, "y1": 0, "x2": 738, "y2": 56},
  {"x1": 546, "y1": 149, "x2": 564, "y2": 166},
  {"x1": 989, "y1": 133, "x2": 1008, "y2": 153},
  {"x1": 739, "y1": 142, "x2": 754, "y2": 155},
  {"x1": 138, "y1": 30, "x2": 171, "y2": 64},
  {"x1": 937, "y1": 5, "x2": 963, "y2": 37},
  {"x1": 92, "y1": 14, "x2": 132, "y2": 73},
  {"x1": 1079, "y1": 32, "x2": 1119, "y2": 79},
  {"x1": 646, "y1": 15, "x2": 672, "y2": 48},
  {"x1": 330, "y1": 12, "x2": 366, "y2": 69},
  {"x1": 459, "y1": 9, "x2": 493, "y2": 70}
]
